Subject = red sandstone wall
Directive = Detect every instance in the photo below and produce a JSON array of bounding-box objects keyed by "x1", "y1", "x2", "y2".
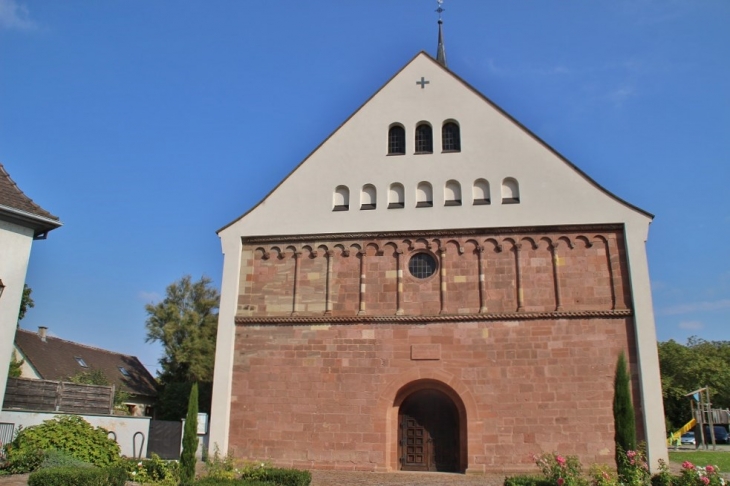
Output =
[
  {"x1": 227, "y1": 318, "x2": 643, "y2": 473},
  {"x1": 229, "y1": 227, "x2": 640, "y2": 473}
]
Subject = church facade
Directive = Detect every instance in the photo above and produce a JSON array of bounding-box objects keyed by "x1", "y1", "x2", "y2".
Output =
[{"x1": 209, "y1": 51, "x2": 666, "y2": 474}]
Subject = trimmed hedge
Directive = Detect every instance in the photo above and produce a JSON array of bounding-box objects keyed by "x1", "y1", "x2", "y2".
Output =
[
  {"x1": 504, "y1": 475, "x2": 556, "y2": 486},
  {"x1": 194, "y1": 480, "x2": 272, "y2": 486},
  {"x1": 194, "y1": 467, "x2": 312, "y2": 486},
  {"x1": 28, "y1": 465, "x2": 127, "y2": 486}
]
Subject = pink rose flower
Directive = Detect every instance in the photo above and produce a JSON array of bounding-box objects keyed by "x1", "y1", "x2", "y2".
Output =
[
  {"x1": 701, "y1": 477, "x2": 710, "y2": 485},
  {"x1": 556, "y1": 455, "x2": 567, "y2": 467},
  {"x1": 683, "y1": 461, "x2": 695, "y2": 470},
  {"x1": 557, "y1": 478, "x2": 565, "y2": 486},
  {"x1": 706, "y1": 465, "x2": 715, "y2": 474}
]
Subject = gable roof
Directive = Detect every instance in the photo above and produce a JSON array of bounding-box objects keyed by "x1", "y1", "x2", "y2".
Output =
[
  {"x1": 218, "y1": 51, "x2": 651, "y2": 235},
  {"x1": 14, "y1": 328, "x2": 157, "y2": 398},
  {"x1": 0, "y1": 163, "x2": 62, "y2": 237}
]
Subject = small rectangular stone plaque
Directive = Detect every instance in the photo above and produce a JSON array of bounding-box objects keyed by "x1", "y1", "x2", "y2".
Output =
[{"x1": 411, "y1": 344, "x2": 441, "y2": 360}]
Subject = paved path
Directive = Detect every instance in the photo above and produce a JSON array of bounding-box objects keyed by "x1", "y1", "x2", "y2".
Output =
[{"x1": 311, "y1": 470, "x2": 506, "y2": 486}]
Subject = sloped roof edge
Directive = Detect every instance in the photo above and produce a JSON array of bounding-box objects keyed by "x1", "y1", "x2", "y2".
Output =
[
  {"x1": 0, "y1": 163, "x2": 62, "y2": 235},
  {"x1": 217, "y1": 51, "x2": 652, "y2": 235}
]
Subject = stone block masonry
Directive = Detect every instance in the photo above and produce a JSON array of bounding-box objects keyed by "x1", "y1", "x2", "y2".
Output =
[{"x1": 227, "y1": 225, "x2": 640, "y2": 473}]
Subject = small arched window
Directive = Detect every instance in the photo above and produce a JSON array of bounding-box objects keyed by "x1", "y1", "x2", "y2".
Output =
[
  {"x1": 415, "y1": 123, "x2": 433, "y2": 154},
  {"x1": 333, "y1": 185, "x2": 349, "y2": 211},
  {"x1": 473, "y1": 179, "x2": 490, "y2": 205},
  {"x1": 444, "y1": 180, "x2": 462, "y2": 206},
  {"x1": 361, "y1": 184, "x2": 377, "y2": 210},
  {"x1": 416, "y1": 182, "x2": 433, "y2": 208},
  {"x1": 442, "y1": 121, "x2": 461, "y2": 152},
  {"x1": 388, "y1": 183, "x2": 405, "y2": 209},
  {"x1": 388, "y1": 124, "x2": 406, "y2": 155},
  {"x1": 501, "y1": 177, "x2": 520, "y2": 204}
]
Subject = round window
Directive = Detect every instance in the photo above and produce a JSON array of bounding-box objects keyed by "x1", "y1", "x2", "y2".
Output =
[{"x1": 408, "y1": 253, "x2": 437, "y2": 279}]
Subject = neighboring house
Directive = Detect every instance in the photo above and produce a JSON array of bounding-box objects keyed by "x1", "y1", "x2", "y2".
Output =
[
  {"x1": 12, "y1": 327, "x2": 158, "y2": 416},
  {"x1": 209, "y1": 21, "x2": 667, "y2": 474},
  {"x1": 0, "y1": 163, "x2": 61, "y2": 408}
]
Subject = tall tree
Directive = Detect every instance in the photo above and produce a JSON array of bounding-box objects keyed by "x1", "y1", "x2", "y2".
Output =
[
  {"x1": 145, "y1": 275, "x2": 219, "y2": 419},
  {"x1": 614, "y1": 351, "x2": 636, "y2": 477},
  {"x1": 180, "y1": 382, "x2": 199, "y2": 485},
  {"x1": 658, "y1": 338, "x2": 730, "y2": 430},
  {"x1": 18, "y1": 284, "x2": 34, "y2": 323}
]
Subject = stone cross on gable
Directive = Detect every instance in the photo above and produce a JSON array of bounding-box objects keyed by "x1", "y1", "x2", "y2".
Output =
[{"x1": 416, "y1": 77, "x2": 430, "y2": 89}]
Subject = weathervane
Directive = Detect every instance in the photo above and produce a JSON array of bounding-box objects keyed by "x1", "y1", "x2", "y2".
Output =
[{"x1": 436, "y1": 0, "x2": 445, "y2": 21}]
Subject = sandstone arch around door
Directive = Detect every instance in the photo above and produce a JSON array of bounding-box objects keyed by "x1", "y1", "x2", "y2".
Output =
[{"x1": 378, "y1": 369, "x2": 478, "y2": 473}]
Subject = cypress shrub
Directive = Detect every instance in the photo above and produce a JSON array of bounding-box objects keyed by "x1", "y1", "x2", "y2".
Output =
[
  {"x1": 180, "y1": 382, "x2": 199, "y2": 485},
  {"x1": 613, "y1": 351, "x2": 637, "y2": 476}
]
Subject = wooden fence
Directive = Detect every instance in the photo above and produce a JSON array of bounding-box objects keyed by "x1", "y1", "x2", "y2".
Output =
[{"x1": 2, "y1": 377, "x2": 114, "y2": 415}]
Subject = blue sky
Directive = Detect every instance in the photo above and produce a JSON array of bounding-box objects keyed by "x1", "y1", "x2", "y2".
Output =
[{"x1": 1, "y1": 1, "x2": 728, "y2": 374}]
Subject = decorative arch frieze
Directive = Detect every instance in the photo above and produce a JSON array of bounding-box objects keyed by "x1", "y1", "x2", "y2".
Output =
[{"x1": 240, "y1": 226, "x2": 628, "y2": 318}]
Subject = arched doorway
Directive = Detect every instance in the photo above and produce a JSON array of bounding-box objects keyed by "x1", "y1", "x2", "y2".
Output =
[{"x1": 398, "y1": 388, "x2": 460, "y2": 472}]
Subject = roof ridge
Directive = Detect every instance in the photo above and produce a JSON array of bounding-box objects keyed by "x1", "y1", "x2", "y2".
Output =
[{"x1": 15, "y1": 328, "x2": 140, "y2": 360}]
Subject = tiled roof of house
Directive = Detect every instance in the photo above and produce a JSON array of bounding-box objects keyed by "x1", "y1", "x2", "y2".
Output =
[
  {"x1": 0, "y1": 163, "x2": 61, "y2": 234},
  {"x1": 14, "y1": 328, "x2": 158, "y2": 398}
]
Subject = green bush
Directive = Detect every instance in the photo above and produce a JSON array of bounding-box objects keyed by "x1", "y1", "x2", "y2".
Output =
[
  {"x1": 40, "y1": 449, "x2": 94, "y2": 469},
  {"x1": 194, "y1": 480, "x2": 271, "y2": 486},
  {"x1": 505, "y1": 475, "x2": 555, "y2": 486},
  {"x1": 122, "y1": 454, "x2": 180, "y2": 485},
  {"x1": 246, "y1": 468, "x2": 311, "y2": 486},
  {"x1": 0, "y1": 448, "x2": 45, "y2": 474},
  {"x1": 3, "y1": 416, "x2": 120, "y2": 473},
  {"x1": 28, "y1": 465, "x2": 127, "y2": 486}
]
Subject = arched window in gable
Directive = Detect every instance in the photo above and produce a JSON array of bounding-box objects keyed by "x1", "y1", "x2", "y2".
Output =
[
  {"x1": 388, "y1": 124, "x2": 406, "y2": 155},
  {"x1": 361, "y1": 184, "x2": 377, "y2": 210},
  {"x1": 442, "y1": 121, "x2": 461, "y2": 152},
  {"x1": 473, "y1": 179, "x2": 490, "y2": 205},
  {"x1": 416, "y1": 182, "x2": 433, "y2": 208},
  {"x1": 415, "y1": 123, "x2": 433, "y2": 154},
  {"x1": 388, "y1": 183, "x2": 405, "y2": 209},
  {"x1": 333, "y1": 185, "x2": 349, "y2": 211},
  {"x1": 501, "y1": 178, "x2": 520, "y2": 204},
  {"x1": 444, "y1": 180, "x2": 462, "y2": 206}
]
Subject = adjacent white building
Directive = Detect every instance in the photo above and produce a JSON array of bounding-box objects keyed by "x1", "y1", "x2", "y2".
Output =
[{"x1": 0, "y1": 163, "x2": 61, "y2": 407}]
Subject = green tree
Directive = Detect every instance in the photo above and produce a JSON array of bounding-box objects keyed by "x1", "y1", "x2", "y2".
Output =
[
  {"x1": 18, "y1": 284, "x2": 34, "y2": 322},
  {"x1": 145, "y1": 275, "x2": 219, "y2": 419},
  {"x1": 614, "y1": 351, "x2": 636, "y2": 477},
  {"x1": 8, "y1": 352, "x2": 24, "y2": 378},
  {"x1": 180, "y1": 382, "x2": 199, "y2": 485},
  {"x1": 658, "y1": 338, "x2": 730, "y2": 430}
]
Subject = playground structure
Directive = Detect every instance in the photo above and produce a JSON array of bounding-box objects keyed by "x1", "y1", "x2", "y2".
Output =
[{"x1": 667, "y1": 387, "x2": 730, "y2": 449}]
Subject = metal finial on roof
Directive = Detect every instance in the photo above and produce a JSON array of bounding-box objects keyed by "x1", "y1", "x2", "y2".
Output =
[{"x1": 436, "y1": 0, "x2": 447, "y2": 67}]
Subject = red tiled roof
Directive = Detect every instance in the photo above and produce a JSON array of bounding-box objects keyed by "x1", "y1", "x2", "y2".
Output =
[
  {"x1": 0, "y1": 163, "x2": 61, "y2": 234},
  {"x1": 14, "y1": 329, "x2": 158, "y2": 398}
]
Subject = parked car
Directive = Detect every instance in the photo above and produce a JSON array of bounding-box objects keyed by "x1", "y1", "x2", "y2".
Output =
[
  {"x1": 681, "y1": 432, "x2": 696, "y2": 445},
  {"x1": 698, "y1": 426, "x2": 729, "y2": 444}
]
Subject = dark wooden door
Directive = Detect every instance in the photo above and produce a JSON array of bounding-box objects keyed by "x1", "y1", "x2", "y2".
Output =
[
  {"x1": 399, "y1": 389, "x2": 459, "y2": 472},
  {"x1": 401, "y1": 415, "x2": 432, "y2": 471}
]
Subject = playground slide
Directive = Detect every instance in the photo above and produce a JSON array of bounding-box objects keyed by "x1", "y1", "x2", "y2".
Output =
[{"x1": 667, "y1": 418, "x2": 697, "y2": 445}]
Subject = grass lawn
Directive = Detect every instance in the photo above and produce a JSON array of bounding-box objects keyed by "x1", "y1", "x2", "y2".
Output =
[{"x1": 669, "y1": 451, "x2": 730, "y2": 471}]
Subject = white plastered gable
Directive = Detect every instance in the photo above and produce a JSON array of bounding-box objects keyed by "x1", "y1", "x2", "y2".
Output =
[{"x1": 219, "y1": 52, "x2": 652, "y2": 239}]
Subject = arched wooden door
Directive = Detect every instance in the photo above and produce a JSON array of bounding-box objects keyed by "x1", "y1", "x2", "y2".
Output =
[{"x1": 398, "y1": 389, "x2": 459, "y2": 472}]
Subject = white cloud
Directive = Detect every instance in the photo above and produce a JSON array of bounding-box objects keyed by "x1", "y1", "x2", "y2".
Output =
[
  {"x1": 138, "y1": 291, "x2": 162, "y2": 303},
  {"x1": 678, "y1": 321, "x2": 703, "y2": 330},
  {"x1": 0, "y1": 0, "x2": 36, "y2": 30},
  {"x1": 659, "y1": 299, "x2": 730, "y2": 316}
]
